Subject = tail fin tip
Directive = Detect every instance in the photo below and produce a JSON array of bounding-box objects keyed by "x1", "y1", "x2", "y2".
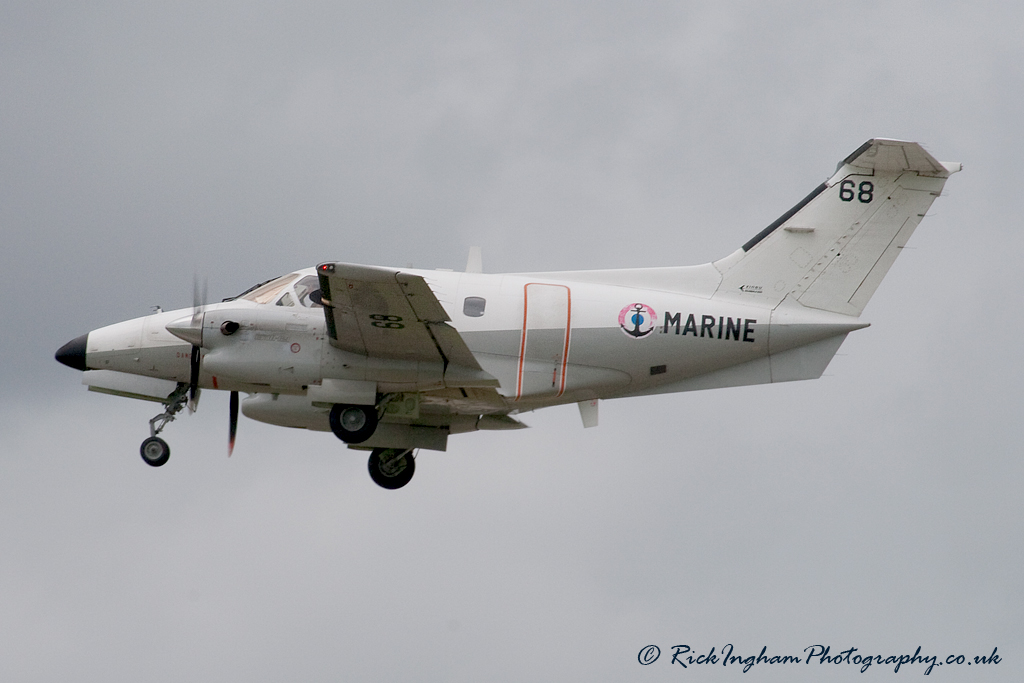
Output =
[{"x1": 838, "y1": 138, "x2": 959, "y2": 178}]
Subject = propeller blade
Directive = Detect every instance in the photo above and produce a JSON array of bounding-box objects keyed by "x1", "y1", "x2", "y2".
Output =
[
  {"x1": 191, "y1": 275, "x2": 207, "y2": 328},
  {"x1": 228, "y1": 390, "x2": 239, "y2": 456},
  {"x1": 186, "y1": 275, "x2": 207, "y2": 412},
  {"x1": 188, "y1": 344, "x2": 201, "y2": 410}
]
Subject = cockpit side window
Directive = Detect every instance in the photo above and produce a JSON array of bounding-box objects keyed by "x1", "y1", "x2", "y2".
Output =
[
  {"x1": 277, "y1": 292, "x2": 296, "y2": 307},
  {"x1": 294, "y1": 275, "x2": 323, "y2": 308},
  {"x1": 243, "y1": 274, "x2": 301, "y2": 305}
]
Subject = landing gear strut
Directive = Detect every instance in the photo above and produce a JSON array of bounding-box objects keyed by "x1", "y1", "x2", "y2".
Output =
[
  {"x1": 140, "y1": 382, "x2": 189, "y2": 467},
  {"x1": 368, "y1": 448, "x2": 416, "y2": 489}
]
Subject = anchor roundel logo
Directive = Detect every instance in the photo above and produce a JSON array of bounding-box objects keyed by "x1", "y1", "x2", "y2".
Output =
[{"x1": 618, "y1": 303, "x2": 657, "y2": 339}]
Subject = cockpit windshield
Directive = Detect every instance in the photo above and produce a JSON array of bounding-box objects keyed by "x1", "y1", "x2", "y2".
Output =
[
  {"x1": 242, "y1": 274, "x2": 300, "y2": 304},
  {"x1": 239, "y1": 272, "x2": 323, "y2": 308}
]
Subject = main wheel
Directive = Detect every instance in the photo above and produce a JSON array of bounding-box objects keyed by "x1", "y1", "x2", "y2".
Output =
[
  {"x1": 140, "y1": 436, "x2": 170, "y2": 467},
  {"x1": 329, "y1": 404, "x2": 379, "y2": 443},
  {"x1": 367, "y1": 448, "x2": 415, "y2": 489}
]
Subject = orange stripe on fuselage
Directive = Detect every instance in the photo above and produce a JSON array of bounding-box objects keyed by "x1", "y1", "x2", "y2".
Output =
[
  {"x1": 515, "y1": 284, "x2": 530, "y2": 400},
  {"x1": 557, "y1": 289, "x2": 572, "y2": 398},
  {"x1": 516, "y1": 283, "x2": 572, "y2": 401}
]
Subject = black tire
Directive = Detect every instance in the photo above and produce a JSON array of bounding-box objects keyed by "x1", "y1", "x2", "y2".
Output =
[
  {"x1": 140, "y1": 436, "x2": 170, "y2": 467},
  {"x1": 367, "y1": 448, "x2": 415, "y2": 489},
  {"x1": 329, "y1": 404, "x2": 379, "y2": 444}
]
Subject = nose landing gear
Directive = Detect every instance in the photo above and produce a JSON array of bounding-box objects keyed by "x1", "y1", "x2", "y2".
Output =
[{"x1": 139, "y1": 383, "x2": 190, "y2": 467}]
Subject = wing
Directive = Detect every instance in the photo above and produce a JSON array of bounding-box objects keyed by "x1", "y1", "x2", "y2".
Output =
[{"x1": 316, "y1": 262, "x2": 499, "y2": 388}]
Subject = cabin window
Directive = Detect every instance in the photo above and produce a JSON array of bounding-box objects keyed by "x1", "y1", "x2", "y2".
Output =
[{"x1": 463, "y1": 296, "x2": 486, "y2": 317}]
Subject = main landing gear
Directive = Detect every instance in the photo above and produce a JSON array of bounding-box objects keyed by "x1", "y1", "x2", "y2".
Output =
[
  {"x1": 139, "y1": 382, "x2": 189, "y2": 467},
  {"x1": 367, "y1": 448, "x2": 416, "y2": 489},
  {"x1": 328, "y1": 401, "x2": 415, "y2": 489},
  {"x1": 328, "y1": 403, "x2": 379, "y2": 443}
]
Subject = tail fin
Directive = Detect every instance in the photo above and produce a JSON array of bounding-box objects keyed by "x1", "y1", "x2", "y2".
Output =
[{"x1": 713, "y1": 139, "x2": 961, "y2": 316}]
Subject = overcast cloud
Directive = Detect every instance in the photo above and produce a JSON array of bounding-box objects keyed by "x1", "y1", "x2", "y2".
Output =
[{"x1": 1, "y1": 2, "x2": 1021, "y2": 681}]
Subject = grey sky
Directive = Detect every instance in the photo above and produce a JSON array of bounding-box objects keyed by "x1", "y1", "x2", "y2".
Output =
[{"x1": 1, "y1": 2, "x2": 1020, "y2": 680}]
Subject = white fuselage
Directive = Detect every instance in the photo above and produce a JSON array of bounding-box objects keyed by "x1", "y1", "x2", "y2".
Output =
[{"x1": 82, "y1": 266, "x2": 864, "y2": 430}]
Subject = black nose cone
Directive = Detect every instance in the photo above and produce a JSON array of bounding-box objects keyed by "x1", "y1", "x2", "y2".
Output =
[{"x1": 55, "y1": 334, "x2": 89, "y2": 371}]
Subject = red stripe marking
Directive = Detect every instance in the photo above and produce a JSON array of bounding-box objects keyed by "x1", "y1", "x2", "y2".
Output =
[
  {"x1": 517, "y1": 283, "x2": 572, "y2": 401},
  {"x1": 556, "y1": 288, "x2": 572, "y2": 397},
  {"x1": 516, "y1": 284, "x2": 530, "y2": 400}
]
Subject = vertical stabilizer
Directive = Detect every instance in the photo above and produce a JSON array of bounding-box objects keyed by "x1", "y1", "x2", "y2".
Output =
[{"x1": 712, "y1": 139, "x2": 960, "y2": 316}]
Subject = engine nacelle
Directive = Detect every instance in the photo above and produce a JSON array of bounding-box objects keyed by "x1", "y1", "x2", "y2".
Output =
[{"x1": 201, "y1": 305, "x2": 324, "y2": 392}]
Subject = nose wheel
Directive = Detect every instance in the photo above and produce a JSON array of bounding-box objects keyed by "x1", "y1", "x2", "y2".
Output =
[
  {"x1": 138, "y1": 382, "x2": 189, "y2": 467},
  {"x1": 368, "y1": 448, "x2": 416, "y2": 489},
  {"x1": 140, "y1": 436, "x2": 171, "y2": 467}
]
